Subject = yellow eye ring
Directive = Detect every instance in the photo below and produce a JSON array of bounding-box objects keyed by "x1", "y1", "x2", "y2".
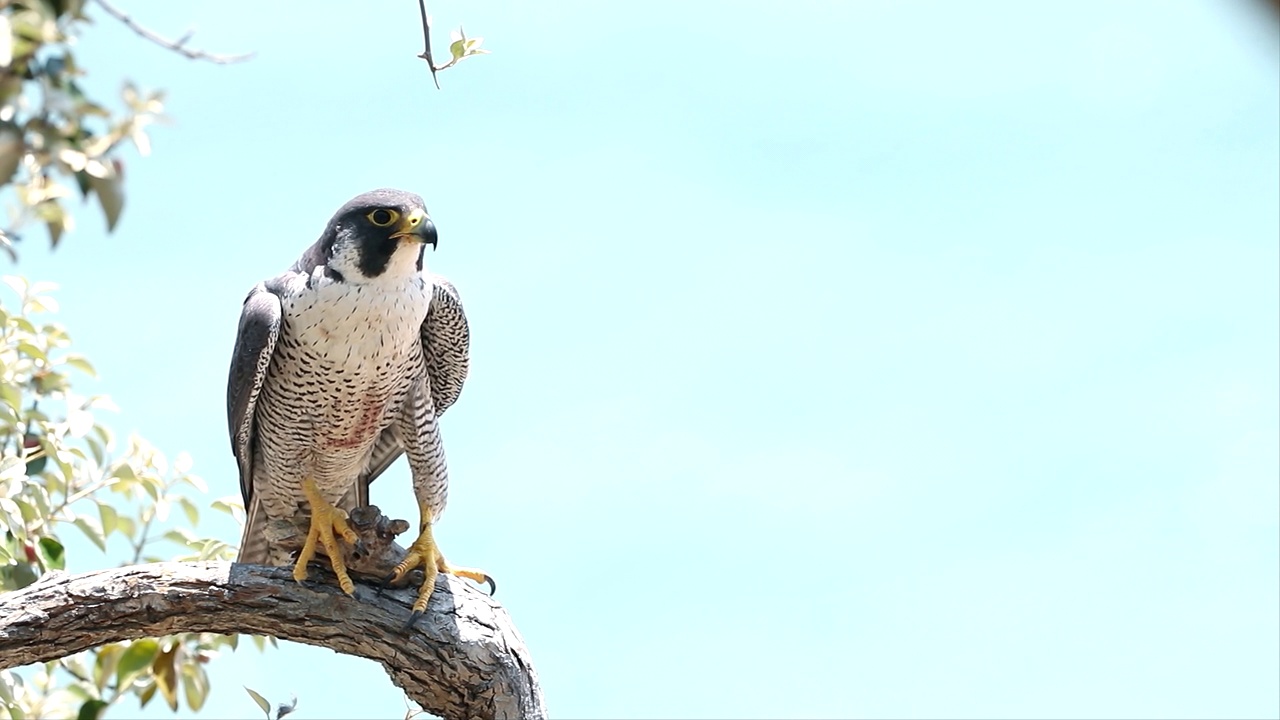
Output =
[{"x1": 367, "y1": 208, "x2": 400, "y2": 227}]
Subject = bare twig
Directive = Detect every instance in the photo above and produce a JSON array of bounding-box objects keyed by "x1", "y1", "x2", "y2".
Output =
[
  {"x1": 415, "y1": 1, "x2": 488, "y2": 89},
  {"x1": 416, "y1": 0, "x2": 442, "y2": 89},
  {"x1": 92, "y1": 0, "x2": 255, "y2": 65}
]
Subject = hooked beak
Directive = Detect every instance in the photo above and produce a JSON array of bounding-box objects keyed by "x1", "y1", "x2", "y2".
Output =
[{"x1": 391, "y1": 208, "x2": 437, "y2": 249}]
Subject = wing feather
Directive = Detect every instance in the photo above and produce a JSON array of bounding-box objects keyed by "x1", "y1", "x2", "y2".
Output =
[{"x1": 227, "y1": 282, "x2": 283, "y2": 507}]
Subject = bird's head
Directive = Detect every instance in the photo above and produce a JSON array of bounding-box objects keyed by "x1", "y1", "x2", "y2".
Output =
[{"x1": 319, "y1": 188, "x2": 438, "y2": 283}]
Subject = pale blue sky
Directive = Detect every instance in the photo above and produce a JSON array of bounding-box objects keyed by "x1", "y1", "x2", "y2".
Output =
[{"x1": 10, "y1": 0, "x2": 1279, "y2": 718}]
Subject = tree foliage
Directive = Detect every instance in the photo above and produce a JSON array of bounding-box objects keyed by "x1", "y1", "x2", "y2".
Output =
[
  {"x1": 0, "y1": 0, "x2": 167, "y2": 258},
  {"x1": 0, "y1": 275, "x2": 250, "y2": 719},
  {"x1": 0, "y1": 3, "x2": 255, "y2": 715}
]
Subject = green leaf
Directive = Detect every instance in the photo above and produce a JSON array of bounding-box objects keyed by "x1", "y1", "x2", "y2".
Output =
[
  {"x1": 0, "y1": 384, "x2": 22, "y2": 417},
  {"x1": 0, "y1": 454, "x2": 25, "y2": 481},
  {"x1": 27, "y1": 281, "x2": 58, "y2": 296},
  {"x1": 97, "y1": 501, "x2": 118, "y2": 537},
  {"x1": 0, "y1": 122, "x2": 21, "y2": 186},
  {"x1": 162, "y1": 527, "x2": 196, "y2": 547},
  {"x1": 76, "y1": 699, "x2": 107, "y2": 720},
  {"x1": 177, "y1": 495, "x2": 199, "y2": 527},
  {"x1": 45, "y1": 209, "x2": 67, "y2": 249},
  {"x1": 0, "y1": 669, "x2": 18, "y2": 704},
  {"x1": 93, "y1": 644, "x2": 122, "y2": 691},
  {"x1": 153, "y1": 646, "x2": 179, "y2": 711},
  {"x1": 115, "y1": 638, "x2": 159, "y2": 689},
  {"x1": 2, "y1": 275, "x2": 27, "y2": 297},
  {"x1": 87, "y1": 168, "x2": 124, "y2": 232},
  {"x1": 110, "y1": 462, "x2": 138, "y2": 483},
  {"x1": 16, "y1": 340, "x2": 46, "y2": 362},
  {"x1": 73, "y1": 514, "x2": 106, "y2": 552},
  {"x1": 244, "y1": 686, "x2": 271, "y2": 718},
  {"x1": 37, "y1": 536, "x2": 64, "y2": 570},
  {"x1": 12, "y1": 498, "x2": 37, "y2": 525},
  {"x1": 181, "y1": 663, "x2": 208, "y2": 712},
  {"x1": 0, "y1": 497, "x2": 27, "y2": 541},
  {"x1": 137, "y1": 679, "x2": 157, "y2": 708},
  {"x1": 179, "y1": 471, "x2": 207, "y2": 494},
  {"x1": 8, "y1": 562, "x2": 38, "y2": 590},
  {"x1": 114, "y1": 515, "x2": 137, "y2": 541},
  {"x1": 60, "y1": 354, "x2": 96, "y2": 377}
]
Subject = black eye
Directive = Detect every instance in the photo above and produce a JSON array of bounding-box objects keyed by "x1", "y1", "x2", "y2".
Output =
[{"x1": 367, "y1": 209, "x2": 399, "y2": 227}]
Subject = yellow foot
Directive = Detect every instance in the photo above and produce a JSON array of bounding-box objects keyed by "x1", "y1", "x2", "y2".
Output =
[
  {"x1": 387, "y1": 518, "x2": 492, "y2": 626},
  {"x1": 292, "y1": 478, "x2": 360, "y2": 594}
]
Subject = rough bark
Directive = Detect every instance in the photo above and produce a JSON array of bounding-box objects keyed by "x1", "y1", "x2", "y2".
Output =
[{"x1": 0, "y1": 507, "x2": 544, "y2": 720}]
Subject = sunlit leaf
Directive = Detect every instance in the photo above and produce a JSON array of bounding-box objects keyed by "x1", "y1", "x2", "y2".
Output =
[
  {"x1": 2, "y1": 275, "x2": 27, "y2": 297},
  {"x1": 180, "y1": 662, "x2": 208, "y2": 712},
  {"x1": 87, "y1": 168, "x2": 124, "y2": 232},
  {"x1": 153, "y1": 645, "x2": 179, "y2": 711},
  {"x1": 0, "y1": 121, "x2": 21, "y2": 185},
  {"x1": 60, "y1": 353, "x2": 96, "y2": 377},
  {"x1": 93, "y1": 644, "x2": 122, "y2": 691},
  {"x1": 162, "y1": 527, "x2": 196, "y2": 546},
  {"x1": 72, "y1": 514, "x2": 105, "y2": 552},
  {"x1": 137, "y1": 679, "x2": 157, "y2": 708},
  {"x1": 180, "y1": 471, "x2": 207, "y2": 494},
  {"x1": 0, "y1": 455, "x2": 25, "y2": 481},
  {"x1": 176, "y1": 495, "x2": 199, "y2": 526},
  {"x1": 96, "y1": 501, "x2": 118, "y2": 537},
  {"x1": 114, "y1": 515, "x2": 137, "y2": 540},
  {"x1": 115, "y1": 638, "x2": 159, "y2": 689},
  {"x1": 0, "y1": 497, "x2": 27, "y2": 541},
  {"x1": 244, "y1": 686, "x2": 271, "y2": 717}
]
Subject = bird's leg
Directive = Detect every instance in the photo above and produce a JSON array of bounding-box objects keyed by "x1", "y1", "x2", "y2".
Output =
[
  {"x1": 293, "y1": 477, "x2": 360, "y2": 594},
  {"x1": 388, "y1": 501, "x2": 493, "y2": 625}
]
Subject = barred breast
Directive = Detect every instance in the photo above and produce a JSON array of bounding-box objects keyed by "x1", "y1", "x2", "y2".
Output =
[{"x1": 251, "y1": 273, "x2": 432, "y2": 518}]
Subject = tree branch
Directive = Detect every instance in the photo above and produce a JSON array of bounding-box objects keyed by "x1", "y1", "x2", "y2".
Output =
[
  {"x1": 0, "y1": 561, "x2": 545, "y2": 720},
  {"x1": 416, "y1": 0, "x2": 442, "y2": 89},
  {"x1": 91, "y1": 0, "x2": 255, "y2": 65}
]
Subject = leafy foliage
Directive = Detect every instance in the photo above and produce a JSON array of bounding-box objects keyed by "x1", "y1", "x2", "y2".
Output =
[
  {"x1": 0, "y1": 0, "x2": 166, "y2": 257},
  {"x1": 0, "y1": 276, "x2": 249, "y2": 719}
]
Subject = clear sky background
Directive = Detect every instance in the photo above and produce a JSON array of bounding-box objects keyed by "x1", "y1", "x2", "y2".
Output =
[{"x1": 7, "y1": 0, "x2": 1278, "y2": 718}]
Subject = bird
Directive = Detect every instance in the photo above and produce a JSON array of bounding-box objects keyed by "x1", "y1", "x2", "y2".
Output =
[{"x1": 226, "y1": 188, "x2": 489, "y2": 623}]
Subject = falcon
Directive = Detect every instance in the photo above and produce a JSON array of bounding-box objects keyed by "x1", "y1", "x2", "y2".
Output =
[{"x1": 227, "y1": 188, "x2": 489, "y2": 622}]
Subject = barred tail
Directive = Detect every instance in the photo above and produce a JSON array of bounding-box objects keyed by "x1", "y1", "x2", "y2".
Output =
[{"x1": 236, "y1": 499, "x2": 271, "y2": 564}]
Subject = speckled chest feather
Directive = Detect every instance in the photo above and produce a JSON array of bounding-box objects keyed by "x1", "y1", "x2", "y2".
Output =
[{"x1": 252, "y1": 272, "x2": 432, "y2": 508}]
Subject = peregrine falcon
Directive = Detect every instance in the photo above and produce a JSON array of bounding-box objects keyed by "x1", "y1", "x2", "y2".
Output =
[{"x1": 227, "y1": 188, "x2": 488, "y2": 621}]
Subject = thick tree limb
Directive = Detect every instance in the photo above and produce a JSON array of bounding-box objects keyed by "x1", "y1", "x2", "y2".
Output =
[{"x1": 0, "y1": 507, "x2": 545, "y2": 720}]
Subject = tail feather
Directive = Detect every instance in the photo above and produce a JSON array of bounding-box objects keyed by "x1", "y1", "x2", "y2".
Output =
[{"x1": 236, "y1": 499, "x2": 271, "y2": 564}]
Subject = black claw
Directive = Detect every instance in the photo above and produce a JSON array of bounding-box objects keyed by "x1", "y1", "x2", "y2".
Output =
[
  {"x1": 375, "y1": 571, "x2": 398, "y2": 598},
  {"x1": 482, "y1": 574, "x2": 497, "y2": 597},
  {"x1": 403, "y1": 610, "x2": 424, "y2": 632}
]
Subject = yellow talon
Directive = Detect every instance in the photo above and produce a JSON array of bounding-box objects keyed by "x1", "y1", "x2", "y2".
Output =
[
  {"x1": 390, "y1": 509, "x2": 491, "y2": 619},
  {"x1": 293, "y1": 478, "x2": 360, "y2": 594}
]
